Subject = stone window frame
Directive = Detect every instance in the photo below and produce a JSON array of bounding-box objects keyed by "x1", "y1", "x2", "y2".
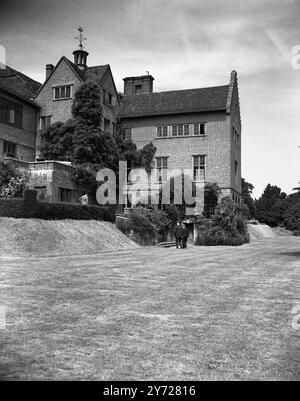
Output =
[
  {"x1": 156, "y1": 123, "x2": 207, "y2": 138},
  {"x1": 0, "y1": 96, "x2": 23, "y2": 129},
  {"x1": 53, "y1": 84, "x2": 73, "y2": 100},
  {"x1": 3, "y1": 140, "x2": 17, "y2": 158},
  {"x1": 193, "y1": 154, "x2": 206, "y2": 182},
  {"x1": 40, "y1": 115, "x2": 52, "y2": 130},
  {"x1": 156, "y1": 156, "x2": 168, "y2": 183}
]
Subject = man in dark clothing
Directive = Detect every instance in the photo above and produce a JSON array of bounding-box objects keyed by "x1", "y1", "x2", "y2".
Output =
[
  {"x1": 174, "y1": 222, "x2": 183, "y2": 249},
  {"x1": 182, "y1": 224, "x2": 189, "y2": 248}
]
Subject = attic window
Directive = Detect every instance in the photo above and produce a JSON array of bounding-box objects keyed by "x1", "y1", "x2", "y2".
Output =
[{"x1": 54, "y1": 85, "x2": 72, "y2": 100}]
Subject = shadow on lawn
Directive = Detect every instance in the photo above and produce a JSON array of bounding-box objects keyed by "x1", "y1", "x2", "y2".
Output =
[{"x1": 279, "y1": 252, "x2": 300, "y2": 258}]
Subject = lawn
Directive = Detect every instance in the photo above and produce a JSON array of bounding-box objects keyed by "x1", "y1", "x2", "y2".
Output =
[{"x1": 0, "y1": 237, "x2": 299, "y2": 380}]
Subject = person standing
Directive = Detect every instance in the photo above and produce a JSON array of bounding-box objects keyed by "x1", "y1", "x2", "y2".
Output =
[
  {"x1": 182, "y1": 224, "x2": 189, "y2": 249},
  {"x1": 174, "y1": 222, "x2": 183, "y2": 249},
  {"x1": 79, "y1": 192, "x2": 89, "y2": 205}
]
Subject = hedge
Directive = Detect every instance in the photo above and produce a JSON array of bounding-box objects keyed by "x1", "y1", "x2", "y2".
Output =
[{"x1": 0, "y1": 197, "x2": 116, "y2": 222}]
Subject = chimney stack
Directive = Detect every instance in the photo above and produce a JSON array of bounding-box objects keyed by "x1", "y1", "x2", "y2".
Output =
[
  {"x1": 123, "y1": 75, "x2": 154, "y2": 95},
  {"x1": 45, "y1": 64, "x2": 54, "y2": 80}
]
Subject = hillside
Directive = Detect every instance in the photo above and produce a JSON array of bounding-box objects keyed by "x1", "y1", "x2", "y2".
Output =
[
  {"x1": 0, "y1": 217, "x2": 138, "y2": 257},
  {"x1": 247, "y1": 223, "x2": 292, "y2": 241}
]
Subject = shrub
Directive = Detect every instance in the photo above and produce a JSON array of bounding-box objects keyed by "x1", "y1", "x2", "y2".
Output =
[
  {"x1": 196, "y1": 226, "x2": 248, "y2": 246},
  {"x1": 0, "y1": 161, "x2": 28, "y2": 198},
  {"x1": 0, "y1": 196, "x2": 115, "y2": 222},
  {"x1": 116, "y1": 206, "x2": 169, "y2": 245},
  {"x1": 195, "y1": 197, "x2": 250, "y2": 246}
]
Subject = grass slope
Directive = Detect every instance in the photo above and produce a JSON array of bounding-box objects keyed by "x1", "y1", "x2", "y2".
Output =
[
  {"x1": 0, "y1": 237, "x2": 299, "y2": 380},
  {"x1": 0, "y1": 217, "x2": 138, "y2": 257}
]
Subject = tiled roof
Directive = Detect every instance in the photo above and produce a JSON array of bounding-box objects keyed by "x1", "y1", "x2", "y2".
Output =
[
  {"x1": 0, "y1": 65, "x2": 41, "y2": 105},
  {"x1": 120, "y1": 85, "x2": 230, "y2": 117},
  {"x1": 65, "y1": 58, "x2": 109, "y2": 82}
]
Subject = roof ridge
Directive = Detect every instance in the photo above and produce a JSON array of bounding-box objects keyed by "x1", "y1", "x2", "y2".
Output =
[
  {"x1": 3, "y1": 64, "x2": 42, "y2": 87},
  {"x1": 124, "y1": 84, "x2": 230, "y2": 97}
]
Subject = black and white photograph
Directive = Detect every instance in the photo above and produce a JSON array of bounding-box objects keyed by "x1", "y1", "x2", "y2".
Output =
[{"x1": 0, "y1": 0, "x2": 299, "y2": 384}]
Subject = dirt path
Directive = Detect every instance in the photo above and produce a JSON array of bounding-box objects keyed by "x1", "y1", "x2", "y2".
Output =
[{"x1": 0, "y1": 237, "x2": 299, "y2": 380}]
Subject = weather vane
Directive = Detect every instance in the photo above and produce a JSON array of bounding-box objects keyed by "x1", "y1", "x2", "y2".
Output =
[{"x1": 75, "y1": 26, "x2": 87, "y2": 50}]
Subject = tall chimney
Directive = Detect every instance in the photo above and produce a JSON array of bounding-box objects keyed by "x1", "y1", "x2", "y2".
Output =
[
  {"x1": 123, "y1": 75, "x2": 154, "y2": 95},
  {"x1": 45, "y1": 64, "x2": 54, "y2": 80}
]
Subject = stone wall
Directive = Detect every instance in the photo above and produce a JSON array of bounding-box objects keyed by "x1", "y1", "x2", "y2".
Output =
[
  {"x1": 0, "y1": 91, "x2": 38, "y2": 162},
  {"x1": 121, "y1": 110, "x2": 240, "y2": 199},
  {"x1": 28, "y1": 161, "x2": 82, "y2": 203}
]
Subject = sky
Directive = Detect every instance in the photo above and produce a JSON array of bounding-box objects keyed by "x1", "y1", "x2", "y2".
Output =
[{"x1": 0, "y1": 0, "x2": 299, "y2": 198}]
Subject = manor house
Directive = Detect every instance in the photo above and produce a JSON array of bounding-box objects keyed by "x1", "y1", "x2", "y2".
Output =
[{"x1": 0, "y1": 31, "x2": 242, "y2": 211}]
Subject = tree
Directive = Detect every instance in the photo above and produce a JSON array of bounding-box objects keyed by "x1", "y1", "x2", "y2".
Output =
[
  {"x1": 241, "y1": 178, "x2": 256, "y2": 219},
  {"x1": 39, "y1": 80, "x2": 156, "y2": 197},
  {"x1": 255, "y1": 184, "x2": 287, "y2": 226}
]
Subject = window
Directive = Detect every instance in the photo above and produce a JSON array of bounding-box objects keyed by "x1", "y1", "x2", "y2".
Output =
[
  {"x1": 125, "y1": 128, "x2": 132, "y2": 141},
  {"x1": 172, "y1": 125, "x2": 177, "y2": 136},
  {"x1": 234, "y1": 160, "x2": 238, "y2": 176},
  {"x1": 40, "y1": 116, "x2": 51, "y2": 130},
  {"x1": 59, "y1": 188, "x2": 71, "y2": 203},
  {"x1": 178, "y1": 124, "x2": 183, "y2": 136},
  {"x1": 156, "y1": 126, "x2": 168, "y2": 138},
  {"x1": 193, "y1": 155, "x2": 206, "y2": 181},
  {"x1": 135, "y1": 85, "x2": 142, "y2": 94},
  {"x1": 156, "y1": 157, "x2": 168, "y2": 182},
  {"x1": 0, "y1": 97, "x2": 23, "y2": 128},
  {"x1": 54, "y1": 85, "x2": 72, "y2": 100},
  {"x1": 184, "y1": 124, "x2": 190, "y2": 136},
  {"x1": 3, "y1": 140, "x2": 17, "y2": 158},
  {"x1": 194, "y1": 123, "x2": 206, "y2": 136}
]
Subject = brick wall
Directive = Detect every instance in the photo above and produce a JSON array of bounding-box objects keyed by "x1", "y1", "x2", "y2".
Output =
[
  {"x1": 122, "y1": 111, "x2": 236, "y2": 195},
  {"x1": 0, "y1": 91, "x2": 38, "y2": 162}
]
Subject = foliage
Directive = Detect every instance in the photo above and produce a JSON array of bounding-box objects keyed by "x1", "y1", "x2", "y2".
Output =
[
  {"x1": 0, "y1": 161, "x2": 28, "y2": 198},
  {"x1": 241, "y1": 178, "x2": 256, "y2": 219},
  {"x1": 0, "y1": 193, "x2": 115, "y2": 221},
  {"x1": 39, "y1": 120, "x2": 75, "y2": 161},
  {"x1": 196, "y1": 197, "x2": 250, "y2": 246},
  {"x1": 40, "y1": 82, "x2": 156, "y2": 195},
  {"x1": 116, "y1": 206, "x2": 169, "y2": 245},
  {"x1": 283, "y1": 192, "x2": 300, "y2": 232},
  {"x1": 255, "y1": 184, "x2": 287, "y2": 226}
]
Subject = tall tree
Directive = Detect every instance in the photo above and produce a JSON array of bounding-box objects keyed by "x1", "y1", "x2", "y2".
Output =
[
  {"x1": 241, "y1": 178, "x2": 256, "y2": 218},
  {"x1": 39, "y1": 80, "x2": 156, "y2": 197},
  {"x1": 255, "y1": 184, "x2": 287, "y2": 226}
]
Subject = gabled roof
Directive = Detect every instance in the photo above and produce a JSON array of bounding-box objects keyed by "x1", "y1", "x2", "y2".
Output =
[
  {"x1": 0, "y1": 65, "x2": 41, "y2": 106},
  {"x1": 35, "y1": 56, "x2": 112, "y2": 97},
  {"x1": 120, "y1": 85, "x2": 230, "y2": 118}
]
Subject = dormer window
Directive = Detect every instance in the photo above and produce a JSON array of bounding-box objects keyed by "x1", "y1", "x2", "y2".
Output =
[{"x1": 54, "y1": 85, "x2": 72, "y2": 100}]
